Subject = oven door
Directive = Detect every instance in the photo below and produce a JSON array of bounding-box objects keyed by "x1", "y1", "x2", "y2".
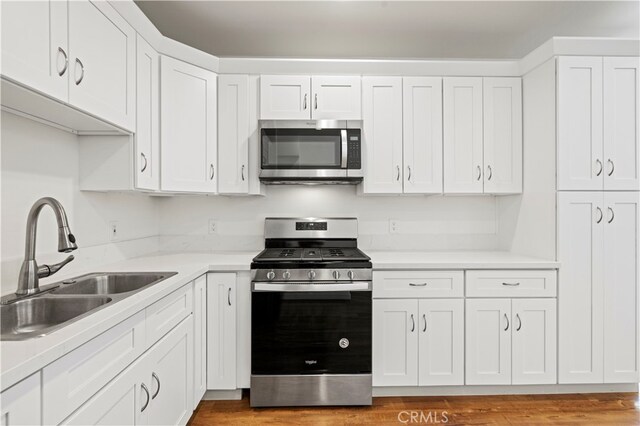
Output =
[
  {"x1": 261, "y1": 128, "x2": 348, "y2": 179},
  {"x1": 251, "y1": 282, "x2": 372, "y2": 375}
]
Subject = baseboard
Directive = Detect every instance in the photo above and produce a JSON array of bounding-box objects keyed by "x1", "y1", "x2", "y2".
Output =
[
  {"x1": 203, "y1": 389, "x2": 243, "y2": 400},
  {"x1": 373, "y1": 383, "x2": 638, "y2": 397}
]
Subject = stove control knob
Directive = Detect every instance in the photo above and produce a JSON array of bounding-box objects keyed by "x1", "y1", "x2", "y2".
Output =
[
  {"x1": 308, "y1": 270, "x2": 316, "y2": 280},
  {"x1": 332, "y1": 270, "x2": 341, "y2": 280},
  {"x1": 347, "y1": 270, "x2": 355, "y2": 281},
  {"x1": 283, "y1": 270, "x2": 291, "y2": 280},
  {"x1": 266, "y1": 270, "x2": 276, "y2": 281}
]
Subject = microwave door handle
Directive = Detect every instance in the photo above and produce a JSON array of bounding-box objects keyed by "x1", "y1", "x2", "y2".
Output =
[{"x1": 341, "y1": 130, "x2": 348, "y2": 168}]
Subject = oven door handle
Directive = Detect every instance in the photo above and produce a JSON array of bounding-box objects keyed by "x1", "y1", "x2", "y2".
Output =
[
  {"x1": 341, "y1": 129, "x2": 348, "y2": 168},
  {"x1": 252, "y1": 282, "x2": 371, "y2": 292}
]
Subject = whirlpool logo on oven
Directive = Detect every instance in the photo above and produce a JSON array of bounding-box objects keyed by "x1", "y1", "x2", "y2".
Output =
[{"x1": 305, "y1": 360, "x2": 318, "y2": 365}]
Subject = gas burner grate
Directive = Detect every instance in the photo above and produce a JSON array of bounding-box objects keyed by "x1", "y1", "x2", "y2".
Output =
[
  {"x1": 324, "y1": 248, "x2": 345, "y2": 258},
  {"x1": 278, "y1": 249, "x2": 298, "y2": 258}
]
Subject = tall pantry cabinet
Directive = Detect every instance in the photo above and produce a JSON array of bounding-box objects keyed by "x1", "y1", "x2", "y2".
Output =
[{"x1": 557, "y1": 56, "x2": 640, "y2": 384}]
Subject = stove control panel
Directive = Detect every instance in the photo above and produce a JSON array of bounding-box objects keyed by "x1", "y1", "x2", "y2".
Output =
[
  {"x1": 251, "y1": 268, "x2": 372, "y2": 283},
  {"x1": 296, "y1": 221, "x2": 327, "y2": 231}
]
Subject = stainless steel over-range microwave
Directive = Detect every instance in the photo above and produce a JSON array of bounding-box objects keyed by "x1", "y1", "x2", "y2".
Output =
[{"x1": 259, "y1": 121, "x2": 363, "y2": 184}]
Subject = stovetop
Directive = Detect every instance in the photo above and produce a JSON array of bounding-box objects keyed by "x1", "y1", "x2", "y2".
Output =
[{"x1": 254, "y1": 247, "x2": 370, "y2": 262}]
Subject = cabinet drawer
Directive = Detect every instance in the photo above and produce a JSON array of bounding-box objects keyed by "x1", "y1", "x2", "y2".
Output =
[
  {"x1": 373, "y1": 271, "x2": 463, "y2": 298},
  {"x1": 466, "y1": 270, "x2": 557, "y2": 297},
  {"x1": 146, "y1": 283, "x2": 193, "y2": 347},
  {"x1": 43, "y1": 311, "x2": 145, "y2": 426}
]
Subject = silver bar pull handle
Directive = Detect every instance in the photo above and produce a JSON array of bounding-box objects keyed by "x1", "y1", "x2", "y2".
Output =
[
  {"x1": 607, "y1": 159, "x2": 615, "y2": 176},
  {"x1": 58, "y1": 47, "x2": 68, "y2": 76},
  {"x1": 504, "y1": 313, "x2": 509, "y2": 331},
  {"x1": 502, "y1": 282, "x2": 520, "y2": 287},
  {"x1": 74, "y1": 58, "x2": 84, "y2": 85},
  {"x1": 228, "y1": 287, "x2": 231, "y2": 306},
  {"x1": 596, "y1": 207, "x2": 603, "y2": 224},
  {"x1": 141, "y1": 153, "x2": 148, "y2": 173},
  {"x1": 151, "y1": 373, "x2": 161, "y2": 399},
  {"x1": 476, "y1": 165, "x2": 482, "y2": 181},
  {"x1": 608, "y1": 207, "x2": 615, "y2": 224},
  {"x1": 407, "y1": 166, "x2": 412, "y2": 182},
  {"x1": 241, "y1": 165, "x2": 245, "y2": 181},
  {"x1": 141, "y1": 383, "x2": 150, "y2": 412},
  {"x1": 396, "y1": 165, "x2": 401, "y2": 181},
  {"x1": 487, "y1": 165, "x2": 493, "y2": 181},
  {"x1": 422, "y1": 314, "x2": 427, "y2": 332},
  {"x1": 303, "y1": 94, "x2": 307, "y2": 110},
  {"x1": 410, "y1": 314, "x2": 415, "y2": 332},
  {"x1": 210, "y1": 164, "x2": 215, "y2": 180},
  {"x1": 409, "y1": 282, "x2": 427, "y2": 287},
  {"x1": 516, "y1": 314, "x2": 522, "y2": 331},
  {"x1": 314, "y1": 93, "x2": 318, "y2": 110},
  {"x1": 595, "y1": 159, "x2": 603, "y2": 176}
]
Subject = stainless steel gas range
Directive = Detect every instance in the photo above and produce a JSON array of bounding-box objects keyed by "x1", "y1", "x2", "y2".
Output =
[{"x1": 250, "y1": 218, "x2": 372, "y2": 407}]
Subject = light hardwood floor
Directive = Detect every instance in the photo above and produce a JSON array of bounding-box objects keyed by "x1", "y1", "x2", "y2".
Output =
[{"x1": 188, "y1": 392, "x2": 640, "y2": 425}]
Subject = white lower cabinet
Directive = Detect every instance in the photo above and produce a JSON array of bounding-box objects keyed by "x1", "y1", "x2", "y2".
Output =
[
  {"x1": 373, "y1": 298, "x2": 464, "y2": 386},
  {"x1": 207, "y1": 273, "x2": 237, "y2": 390},
  {"x1": 64, "y1": 317, "x2": 193, "y2": 426},
  {"x1": 193, "y1": 276, "x2": 207, "y2": 407},
  {"x1": 0, "y1": 373, "x2": 41, "y2": 426},
  {"x1": 466, "y1": 298, "x2": 556, "y2": 385}
]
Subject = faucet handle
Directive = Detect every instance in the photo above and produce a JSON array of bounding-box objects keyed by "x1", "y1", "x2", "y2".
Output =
[{"x1": 37, "y1": 255, "x2": 75, "y2": 278}]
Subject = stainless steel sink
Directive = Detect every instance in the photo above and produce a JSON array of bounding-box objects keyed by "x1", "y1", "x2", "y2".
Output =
[
  {"x1": 1, "y1": 296, "x2": 112, "y2": 340},
  {"x1": 52, "y1": 272, "x2": 177, "y2": 295},
  {"x1": 1, "y1": 271, "x2": 177, "y2": 341}
]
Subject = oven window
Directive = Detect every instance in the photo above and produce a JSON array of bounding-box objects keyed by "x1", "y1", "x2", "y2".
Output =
[
  {"x1": 252, "y1": 290, "x2": 372, "y2": 375},
  {"x1": 262, "y1": 129, "x2": 342, "y2": 169}
]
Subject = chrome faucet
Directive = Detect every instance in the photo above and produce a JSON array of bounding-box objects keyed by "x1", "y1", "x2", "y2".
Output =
[{"x1": 16, "y1": 197, "x2": 78, "y2": 296}]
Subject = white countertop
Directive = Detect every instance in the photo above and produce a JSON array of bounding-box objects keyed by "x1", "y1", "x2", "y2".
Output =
[{"x1": 0, "y1": 249, "x2": 557, "y2": 391}]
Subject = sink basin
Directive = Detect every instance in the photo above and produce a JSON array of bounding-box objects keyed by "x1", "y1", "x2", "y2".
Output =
[
  {"x1": 52, "y1": 272, "x2": 177, "y2": 295},
  {"x1": 1, "y1": 296, "x2": 112, "y2": 340}
]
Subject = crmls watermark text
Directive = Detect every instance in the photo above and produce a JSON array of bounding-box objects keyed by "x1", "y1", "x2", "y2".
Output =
[{"x1": 397, "y1": 410, "x2": 449, "y2": 424}]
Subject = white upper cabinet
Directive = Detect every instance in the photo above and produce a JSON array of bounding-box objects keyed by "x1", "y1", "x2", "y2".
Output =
[
  {"x1": 160, "y1": 56, "x2": 217, "y2": 193},
  {"x1": 402, "y1": 77, "x2": 443, "y2": 194},
  {"x1": 260, "y1": 75, "x2": 311, "y2": 119},
  {"x1": 483, "y1": 77, "x2": 522, "y2": 194},
  {"x1": 558, "y1": 57, "x2": 604, "y2": 191},
  {"x1": 68, "y1": 0, "x2": 136, "y2": 131},
  {"x1": 260, "y1": 75, "x2": 361, "y2": 120},
  {"x1": 218, "y1": 75, "x2": 250, "y2": 194},
  {"x1": 603, "y1": 57, "x2": 640, "y2": 191},
  {"x1": 311, "y1": 76, "x2": 362, "y2": 120},
  {"x1": 603, "y1": 192, "x2": 640, "y2": 383},
  {"x1": 362, "y1": 76, "x2": 404, "y2": 194},
  {"x1": 443, "y1": 77, "x2": 484, "y2": 193},
  {"x1": 1, "y1": 0, "x2": 68, "y2": 102},
  {"x1": 135, "y1": 34, "x2": 160, "y2": 191}
]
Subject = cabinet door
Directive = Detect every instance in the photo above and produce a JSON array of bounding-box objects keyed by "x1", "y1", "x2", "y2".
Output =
[
  {"x1": 402, "y1": 77, "x2": 443, "y2": 194},
  {"x1": 443, "y1": 77, "x2": 484, "y2": 193},
  {"x1": 235, "y1": 273, "x2": 252, "y2": 389},
  {"x1": 483, "y1": 77, "x2": 522, "y2": 194},
  {"x1": 465, "y1": 299, "x2": 511, "y2": 385},
  {"x1": 373, "y1": 299, "x2": 419, "y2": 386},
  {"x1": 1, "y1": 0, "x2": 68, "y2": 101},
  {"x1": 68, "y1": 0, "x2": 136, "y2": 131},
  {"x1": 63, "y1": 360, "x2": 147, "y2": 426},
  {"x1": 418, "y1": 299, "x2": 464, "y2": 386},
  {"x1": 259, "y1": 75, "x2": 310, "y2": 119},
  {"x1": 311, "y1": 76, "x2": 361, "y2": 120},
  {"x1": 604, "y1": 57, "x2": 640, "y2": 191},
  {"x1": 193, "y1": 276, "x2": 207, "y2": 407},
  {"x1": 207, "y1": 273, "x2": 237, "y2": 390},
  {"x1": 362, "y1": 77, "x2": 403, "y2": 194},
  {"x1": 0, "y1": 374, "x2": 41, "y2": 426},
  {"x1": 512, "y1": 299, "x2": 557, "y2": 385},
  {"x1": 160, "y1": 56, "x2": 217, "y2": 193},
  {"x1": 603, "y1": 192, "x2": 640, "y2": 383},
  {"x1": 558, "y1": 192, "x2": 604, "y2": 384},
  {"x1": 557, "y1": 56, "x2": 604, "y2": 190},
  {"x1": 146, "y1": 317, "x2": 194, "y2": 426},
  {"x1": 218, "y1": 74, "x2": 250, "y2": 194},
  {"x1": 135, "y1": 34, "x2": 160, "y2": 191}
]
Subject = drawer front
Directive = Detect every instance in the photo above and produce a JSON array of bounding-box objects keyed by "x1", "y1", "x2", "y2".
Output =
[
  {"x1": 43, "y1": 311, "x2": 145, "y2": 426},
  {"x1": 466, "y1": 270, "x2": 557, "y2": 297},
  {"x1": 146, "y1": 283, "x2": 193, "y2": 346},
  {"x1": 373, "y1": 271, "x2": 464, "y2": 298}
]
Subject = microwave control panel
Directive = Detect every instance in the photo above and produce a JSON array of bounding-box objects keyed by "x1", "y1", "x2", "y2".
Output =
[{"x1": 347, "y1": 131, "x2": 361, "y2": 169}]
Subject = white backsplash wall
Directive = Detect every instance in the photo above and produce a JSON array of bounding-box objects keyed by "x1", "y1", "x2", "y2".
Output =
[
  {"x1": 158, "y1": 186, "x2": 499, "y2": 252},
  {"x1": 0, "y1": 112, "x2": 161, "y2": 295}
]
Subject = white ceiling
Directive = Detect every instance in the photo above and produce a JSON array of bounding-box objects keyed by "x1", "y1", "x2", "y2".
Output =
[{"x1": 135, "y1": 1, "x2": 640, "y2": 59}]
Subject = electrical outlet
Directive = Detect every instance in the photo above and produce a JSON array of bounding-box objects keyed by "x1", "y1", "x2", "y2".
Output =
[
  {"x1": 208, "y1": 219, "x2": 217, "y2": 234},
  {"x1": 389, "y1": 220, "x2": 399, "y2": 234},
  {"x1": 109, "y1": 221, "x2": 119, "y2": 241}
]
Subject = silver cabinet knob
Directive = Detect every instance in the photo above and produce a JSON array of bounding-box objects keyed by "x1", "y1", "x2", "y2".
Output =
[
  {"x1": 283, "y1": 270, "x2": 291, "y2": 280},
  {"x1": 347, "y1": 270, "x2": 354, "y2": 280},
  {"x1": 266, "y1": 270, "x2": 275, "y2": 280},
  {"x1": 332, "y1": 270, "x2": 341, "y2": 280},
  {"x1": 308, "y1": 270, "x2": 316, "y2": 280}
]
